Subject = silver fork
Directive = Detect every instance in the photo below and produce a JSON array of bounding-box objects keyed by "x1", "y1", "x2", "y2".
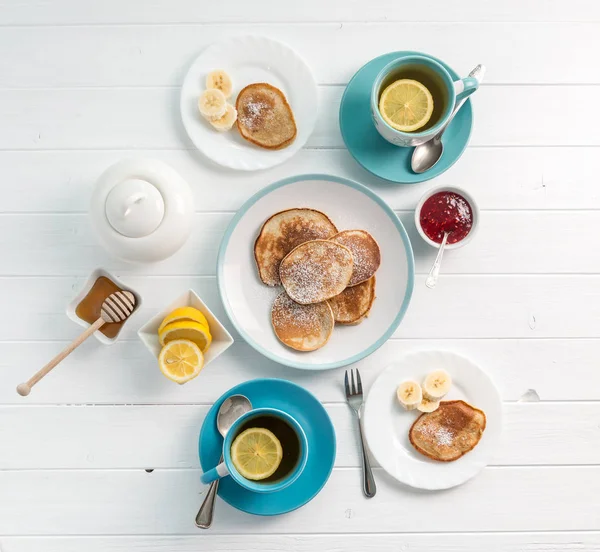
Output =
[{"x1": 344, "y1": 368, "x2": 376, "y2": 498}]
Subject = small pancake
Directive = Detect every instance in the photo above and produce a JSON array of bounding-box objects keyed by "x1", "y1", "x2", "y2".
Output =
[
  {"x1": 409, "y1": 400, "x2": 487, "y2": 462},
  {"x1": 279, "y1": 240, "x2": 353, "y2": 305},
  {"x1": 236, "y1": 83, "x2": 297, "y2": 150},
  {"x1": 328, "y1": 276, "x2": 376, "y2": 325},
  {"x1": 271, "y1": 291, "x2": 334, "y2": 352},
  {"x1": 254, "y1": 209, "x2": 338, "y2": 286},
  {"x1": 330, "y1": 230, "x2": 381, "y2": 287}
]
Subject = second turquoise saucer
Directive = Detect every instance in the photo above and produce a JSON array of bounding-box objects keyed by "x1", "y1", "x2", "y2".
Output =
[
  {"x1": 339, "y1": 51, "x2": 473, "y2": 184},
  {"x1": 199, "y1": 378, "x2": 336, "y2": 516}
]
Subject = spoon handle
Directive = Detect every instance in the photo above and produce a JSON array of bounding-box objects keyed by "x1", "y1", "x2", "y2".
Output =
[
  {"x1": 426, "y1": 232, "x2": 450, "y2": 289},
  {"x1": 16, "y1": 317, "x2": 105, "y2": 396},
  {"x1": 195, "y1": 454, "x2": 223, "y2": 529}
]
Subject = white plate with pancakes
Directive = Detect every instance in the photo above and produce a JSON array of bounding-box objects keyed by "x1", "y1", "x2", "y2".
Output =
[
  {"x1": 364, "y1": 351, "x2": 502, "y2": 490},
  {"x1": 217, "y1": 174, "x2": 415, "y2": 370},
  {"x1": 180, "y1": 35, "x2": 318, "y2": 170}
]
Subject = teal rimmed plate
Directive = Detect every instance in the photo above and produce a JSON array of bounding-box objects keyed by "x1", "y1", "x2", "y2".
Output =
[
  {"x1": 339, "y1": 51, "x2": 474, "y2": 184},
  {"x1": 217, "y1": 174, "x2": 414, "y2": 370}
]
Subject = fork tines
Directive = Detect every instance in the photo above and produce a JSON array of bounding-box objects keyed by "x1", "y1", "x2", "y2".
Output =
[
  {"x1": 101, "y1": 291, "x2": 136, "y2": 323},
  {"x1": 345, "y1": 368, "x2": 363, "y2": 397}
]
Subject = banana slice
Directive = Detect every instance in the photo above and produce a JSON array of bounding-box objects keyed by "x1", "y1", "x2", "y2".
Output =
[
  {"x1": 396, "y1": 380, "x2": 423, "y2": 411},
  {"x1": 198, "y1": 89, "x2": 227, "y2": 120},
  {"x1": 417, "y1": 396, "x2": 440, "y2": 413},
  {"x1": 422, "y1": 369, "x2": 452, "y2": 401},
  {"x1": 210, "y1": 103, "x2": 237, "y2": 131},
  {"x1": 206, "y1": 70, "x2": 233, "y2": 99}
]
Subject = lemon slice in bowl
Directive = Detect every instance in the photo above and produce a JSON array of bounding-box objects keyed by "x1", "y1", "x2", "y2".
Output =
[
  {"x1": 231, "y1": 428, "x2": 283, "y2": 481},
  {"x1": 158, "y1": 339, "x2": 204, "y2": 384},
  {"x1": 158, "y1": 307, "x2": 210, "y2": 335},
  {"x1": 159, "y1": 320, "x2": 212, "y2": 352},
  {"x1": 379, "y1": 79, "x2": 434, "y2": 132}
]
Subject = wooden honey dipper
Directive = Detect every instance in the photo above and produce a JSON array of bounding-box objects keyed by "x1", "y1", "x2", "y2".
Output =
[{"x1": 17, "y1": 291, "x2": 136, "y2": 396}]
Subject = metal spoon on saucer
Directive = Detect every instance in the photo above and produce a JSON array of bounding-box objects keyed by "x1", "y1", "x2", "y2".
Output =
[
  {"x1": 195, "y1": 394, "x2": 252, "y2": 529},
  {"x1": 411, "y1": 64, "x2": 486, "y2": 174},
  {"x1": 425, "y1": 231, "x2": 451, "y2": 289}
]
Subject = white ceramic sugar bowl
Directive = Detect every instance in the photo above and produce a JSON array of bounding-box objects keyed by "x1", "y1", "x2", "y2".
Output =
[{"x1": 90, "y1": 159, "x2": 194, "y2": 263}]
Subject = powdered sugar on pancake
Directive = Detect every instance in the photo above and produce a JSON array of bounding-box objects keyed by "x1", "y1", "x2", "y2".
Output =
[
  {"x1": 331, "y1": 230, "x2": 381, "y2": 287},
  {"x1": 279, "y1": 240, "x2": 353, "y2": 304},
  {"x1": 271, "y1": 291, "x2": 334, "y2": 351}
]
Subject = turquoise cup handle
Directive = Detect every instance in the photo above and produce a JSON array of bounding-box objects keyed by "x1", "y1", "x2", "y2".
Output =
[
  {"x1": 455, "y1": 76, "x2": 479, "y2": 102},
  {"x1": 200, "y1": 462, "x2": 229, "y2": 484}
]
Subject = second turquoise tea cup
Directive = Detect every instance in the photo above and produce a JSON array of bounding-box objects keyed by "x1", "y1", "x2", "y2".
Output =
[
  {"x1": 371, "y1": 53, "x2": 478, "y2": 147},
  {"x1": 200, "y1": 407, "x2": 309, "y2": 493}
]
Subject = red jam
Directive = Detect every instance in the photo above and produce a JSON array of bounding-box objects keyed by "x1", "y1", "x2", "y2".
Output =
[{"x1": 419, "y1": 191, "x2": 473, "y2": 244}]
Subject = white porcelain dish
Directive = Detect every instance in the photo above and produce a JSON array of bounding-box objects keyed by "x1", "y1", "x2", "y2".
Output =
[
  {"x1": 66, "y1": 268, "x2": 141, "y2": 345},
  {"x1": 180, "y1": 35, "x2": 318, "y2": 171},
  {"x1": 90, "y1": 158, "x2": 194, "y2": 263},
  {"x1": 414, "y1": 185, "x2": 479, "y2": 250},
  {"x1": 364, "y1": 350, "x2": 502, "y2": 490},
  {"x1": 137, "y1": 289, "x2": 234, "y2": 369},
  {"x1": 217, "y1": 174, "x2": 414, "y2": 370}
]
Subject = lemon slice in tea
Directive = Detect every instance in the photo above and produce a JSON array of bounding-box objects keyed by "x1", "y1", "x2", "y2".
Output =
[
  {"x1": 231, "y1": 427, "x2": 283, "y2": 481},
  {"x1": 379, "y1": 79, "x2": 434, "y2": 132}
]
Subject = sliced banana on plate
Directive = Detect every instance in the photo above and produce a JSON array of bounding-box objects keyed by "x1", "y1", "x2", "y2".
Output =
[
  {"x1": 417, "y1": 396, "x2": 441, "y2": 413},
  {"x1": 422, "y1": 369, "x2": 452, "y2": 401},
  {"x1": 396, "y1": 380, "x2": 423, "y2": 411},
  {"x1": 206, "y1": 69, "x2": 233, "y2": 99},
  {"x1": 210, "y1": 103, "x2": 238, "y2": 131},
  {"x1": 198, "y1": 88, "x2": 227, "y2": 120}
]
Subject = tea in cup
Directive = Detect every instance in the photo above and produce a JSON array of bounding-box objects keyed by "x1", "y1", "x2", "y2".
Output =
[
  {"x1": 371, "y1": 54, "x2": 478, "y2": 147},
  {"x1": 200, "y1": 407, "x2": 308, "y2": 493}
]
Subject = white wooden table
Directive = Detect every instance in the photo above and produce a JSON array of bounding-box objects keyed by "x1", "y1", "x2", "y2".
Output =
[{"x1": 1, "y1": 1, "x2": 599, "y2": 550}]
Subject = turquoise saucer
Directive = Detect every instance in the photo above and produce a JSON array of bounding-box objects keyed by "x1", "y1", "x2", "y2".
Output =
[
  {"x1": 339, "y1": 51, "x2": 473, "y2": 184},
  {"x1": 198, "y1": 378, "x2": 336, "y2": 516}
]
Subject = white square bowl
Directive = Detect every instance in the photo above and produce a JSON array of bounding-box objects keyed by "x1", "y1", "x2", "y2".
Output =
[
  {"x1": 137, "y1": 289, "x2": 234, "y2": 368},
  {"x1": 66, "y1": 268, "x2": 142, "y2": 345}
]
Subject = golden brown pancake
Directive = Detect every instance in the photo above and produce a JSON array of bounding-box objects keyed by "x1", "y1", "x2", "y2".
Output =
[
  {"x1": 279, "y1": 240, "x2": 353, "y2": 305},
  {"x1": 409, "y1": 400, "x2": 486, "y2": 462},
  {"x1": 254, "y1": 209, "x2": 338, "y2": 286},
  {"x1": 328, "y1": 276, "x2": 376, "y2": 325},
  {"x1": 236, "y1": 83, "x2": 297, "y2": 149},
  {"x1": 330, "y1": 230, "x2": 381, "y2": 287},
  {"x1": 271, "y1": 291, "x2": 334, "y2": 351}
]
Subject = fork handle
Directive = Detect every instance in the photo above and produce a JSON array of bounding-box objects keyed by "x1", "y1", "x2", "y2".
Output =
[{"x1": 356, "y1": 416, "x2": 376, "y2": 498}]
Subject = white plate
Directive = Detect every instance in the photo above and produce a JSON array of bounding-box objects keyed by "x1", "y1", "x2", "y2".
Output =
[
  {"x1": 364, "y1": 351, "x2": 502, "y2": 489},
  {"x1": 217, "y1": 174, "x2": 414, "y2": 370},
  {"x1": 180, "y1": 35, "x2": 318, "y2": 171}
]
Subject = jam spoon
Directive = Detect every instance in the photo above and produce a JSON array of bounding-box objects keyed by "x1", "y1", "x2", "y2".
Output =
[
  {"x1": 16, "y1": 291, "x2": 136, "y2": 396},
  {"x1": 425, "y1": 231, "x2": 450, "y2": 289}
]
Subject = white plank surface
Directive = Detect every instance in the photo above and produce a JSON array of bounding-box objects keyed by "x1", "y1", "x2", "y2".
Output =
[
  {"x1": 1, "y1": 467, "x2": 599, "y2": 534},
  {"x1": 1, "y1": 24, "x2": 599, "y2": 86},
  {"x1": 1, "y1": 1, "x2": 599, "y2": 550},
  {"x1": 3, "y1": 0, "x2": 600, "y2": 24},
  {"x1": 4, "y1": 533, "x2": 600, "y2": 552}
]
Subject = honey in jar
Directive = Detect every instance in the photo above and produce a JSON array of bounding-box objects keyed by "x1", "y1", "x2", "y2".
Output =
[{"x1": 75, "y1": 276, "x2": 133, "y2": 338}]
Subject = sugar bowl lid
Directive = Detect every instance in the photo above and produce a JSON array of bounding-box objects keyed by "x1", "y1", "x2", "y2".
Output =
[
  {"x1": 90, "y1": 159, "x2": 194, "y2": 263},
  {"x1": 105, "y1": 178, "x2": 165, "y2": 238}
]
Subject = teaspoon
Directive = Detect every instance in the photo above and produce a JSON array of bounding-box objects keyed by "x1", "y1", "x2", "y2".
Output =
[{"x1": 425, "y1": 231, "x2": 450, "y2": 289}]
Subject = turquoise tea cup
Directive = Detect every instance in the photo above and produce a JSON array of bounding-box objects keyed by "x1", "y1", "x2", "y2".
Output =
[
  {"x1": 200, "y1": 407, "x2": 308, "y2": 493},
  {"x1": 371, "y1": 54, "x2": 478, "y2": 147}
]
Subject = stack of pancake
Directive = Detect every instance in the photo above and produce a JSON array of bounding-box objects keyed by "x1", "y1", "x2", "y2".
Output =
[{"x1": 254, "y1": 208, "x2": 381, "y2": 351}]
